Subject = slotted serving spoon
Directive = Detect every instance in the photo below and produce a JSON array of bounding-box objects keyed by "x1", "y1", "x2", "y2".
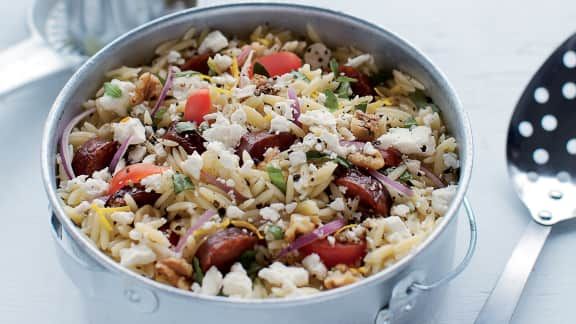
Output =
[{"x1": 475, "y1": 34, "x2": 576, "y2": 324}]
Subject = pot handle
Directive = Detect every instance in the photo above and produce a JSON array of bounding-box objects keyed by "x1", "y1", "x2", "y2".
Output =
[
  {"x1": 375, "y1": 197, "x2": 478, "y2": 324},
  {"x1": 49, "y1": 213, "x2": 105, "y2": 295}
]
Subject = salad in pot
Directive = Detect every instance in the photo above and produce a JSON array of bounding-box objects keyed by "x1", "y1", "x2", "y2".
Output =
[{"x1": 56, "y1": 25, "x2": 460, "y2": 298}]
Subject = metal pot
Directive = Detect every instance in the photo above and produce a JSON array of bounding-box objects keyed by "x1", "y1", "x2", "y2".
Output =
[{"x1": 41, "y1": 4, "x2": 475, "y2": 324}]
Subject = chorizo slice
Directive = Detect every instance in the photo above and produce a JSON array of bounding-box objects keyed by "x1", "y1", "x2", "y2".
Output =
[
  {"x1": 236, "y1": 132, "x2": 296, "y2": 161},
  {"x1": 163, "y1": 122, "x2": 206, "y2": 154},
  {"x1": 180, "y1": 52, "x2": 212, "y2": 75},
  {"x1": 339, "y1": 66, "x2": 374, "y2": 96},
  {"x1": 196, "y1": 227, "x2": 257, "y2": 272},
  {"x1": 72, "y1": 138, "x2": 119, "y2": 176},
  {"x1": 106, "y1": 185, "x2": 160, "y2": 208},
  {"x1": 334, "y1": 168, "x2": 392, "y2": 217},
  {"x1": 380, "y1": 147, "x2": 402, "y2": 167}
]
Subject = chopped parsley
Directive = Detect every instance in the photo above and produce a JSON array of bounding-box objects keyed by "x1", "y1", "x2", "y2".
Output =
[
  {"x1": 369, "y1": 70, "x2": 392, "y2": 85},
  {"x1": 175, "y1": 121, "x2": 196, "y2": 133},
  {"x1": 399, "y1": 171, "x2": 412, "y2": 182},
  {"x1": 268, "y1": 225, "x2": 284, "y2": 240},
  {"x1": 335, "y1": 76, "x2": 357, "y2": 83},
  {"x1": 253, "y1": 61, "x2": 270, "y2": 77},
  {"x1": 404, "y1": 117, "x2": 417, "y2": 128},
  {"x1": 193, "y1": 257, "x2": 203, "y2": 284},
  {"x1": 291, "y1": 70, "x2": 310, "y2": 81},
  {"x1": 306, "y1": 151, "x2": 352, "y2": 168},
  {"x1": 104, "y1": 82, "x2": 122, "y2": 98},
  {"x1": 323, "y1": 89, "x2": 339, "y2": 111},
  {"x1": 266, "y1": 166, "x2": 286, "y2": 193},
  {"x1": 155, "y1": 73, "x2": 166, "y2": 85},
  {"x1": 330, "y1": 58, "x2": 339, "y2": 76},
  {"x1": 175, "y1": 70, "x2": 201, "y2": 78},
  {"x1": 354, "y1": 102, "x2": 368, "y2": 112},
  {"x1": 154, "y1": 108, "x2": 167, "y2": 120},
  {"x1": 409, "y1": 89, "x2": 439, "y2": 113},
  {"x1": 239, "y1": 250, "x2": 257, "y2": 270},
  {"x1": 173, "y1": 174, "x2": 194, "y2": 194}
]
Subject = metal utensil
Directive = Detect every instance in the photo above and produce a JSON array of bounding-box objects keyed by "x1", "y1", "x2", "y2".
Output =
[
  {"x1": 0, "y1": 0, "x2": 196, "y2": 96},
  {"x1": 475, "y1": 33, "x2": 576, "y2": 324}
]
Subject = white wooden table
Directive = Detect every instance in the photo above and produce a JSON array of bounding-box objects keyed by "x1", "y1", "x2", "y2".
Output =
[{"x1": 1, "y1": 1, "x2": 575, "y2": 323}]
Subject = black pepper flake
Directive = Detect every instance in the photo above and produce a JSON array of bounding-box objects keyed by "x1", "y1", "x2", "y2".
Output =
[
  {"x1": 307, "y1": 48, "x2": 312, "y2": 53},
  {"x1": 293, "y1": 174, "x2": 301, "y2": 181},
  {"x1": 218, "y1": 208, "x2": 226, "y2": 216},
  {"x1": 420, "y1": 145, "x2": 427, "y2": 152}
]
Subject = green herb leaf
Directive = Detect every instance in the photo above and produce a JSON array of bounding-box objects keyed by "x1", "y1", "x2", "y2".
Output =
[
  {"x1": 155, "y1": 73, "x2": 166, "y2": 86},
  {"x1": 429, "y1": 103, "x2": 440, "y2": 113},
  {"x1": 355, "y1": 102, "x2": 368, "y2": 112},
  {"x1": 268, "y1": 225, "x2": 284, "y2": 240},
  {"x1": 266, "y1": 166, "x2": 286, "y2": 193},
  {"x1": 335, "y1": 76, "x2": 357, "y2": 83},
  {"x1": 291, "y1": 70, "x2": 310, "y2": 81},
  {"x1": 306, "y1": 151, "x2": 351, "y2": 168},
  {"x1": 337, "y1": 82, "x2": 352, "y2": 99},
  {"x1": 369, "y1": 70, "x2": 392, "y2": 85},
  {"x1": 404, "y1": 117, "x2": 417, "y2": 128},
  {"x1": 175, "y1": 121, "x2": 196, "y2": 133},
  {"x1": 399, "y1": 171, "x2": 412, "y2": 182},
  {"x1": 193, "y1": 257, "x2": 204, "y2": 284},
  {"x1": 175, "y1": 70, "x2": 201, "y2": 78},
  {"x1": 323, "y1": 89, "x2": 339, "y2": 111},
  {"x1": 239, "y1": 250, "x2": 257, "y2": 270},
  {"x1": 253, "y1": 61, "x2": 270, "y2": 77},
  {"x1": 409, "y1": 89, "x2": 432, "y2": 110},
  {"x1": 330, "y1": 58, "x2": 339, "y2": 76},
  {"x1": 154, "y1": 108, "x2": 167, "y2": 120},
  {"x1": 173, "y1": 174, "x2": 194, "y2": 194},
  {"x1": 334, "y1": 156, "x2": 353, "y2": 168},
  {"x1": 104, "y1": 82, "x2": 122, "y2": 98}
]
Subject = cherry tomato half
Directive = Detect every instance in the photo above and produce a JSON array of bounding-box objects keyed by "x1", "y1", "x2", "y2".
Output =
[
  {"x1": 108, "y1": 163, "x2": 168, "y2": 196},
  {"x1": 299, "y1": 238, "x2": 367, "y2": 268}
]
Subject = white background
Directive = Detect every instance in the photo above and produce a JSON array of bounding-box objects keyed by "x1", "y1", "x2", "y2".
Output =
[{"x1": 1, "y1": 1, "x2": 576, "y2": 323}]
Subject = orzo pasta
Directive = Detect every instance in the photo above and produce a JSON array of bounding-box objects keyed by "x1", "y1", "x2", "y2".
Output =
[{"x1": 56, "y1": 25, "x2": 459, "y2": 298}]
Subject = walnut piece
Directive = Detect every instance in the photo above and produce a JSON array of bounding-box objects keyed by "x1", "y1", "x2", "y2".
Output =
[
  {"x1": 348, "y1": 150, "x2": 385, "y2": 170},
  {"x1": 252, "y1": 74, "x2": 276, "y2": 96},
  {"x1": 350, "y1": 110, "x2": 382, "y2": 141},
  {"x1": 324, "y1": 266, "x2": 362, "y2": 289},
  {"x1": 155, "y1": 257, "x2": 193, "y2": 290},
  {"x1": 130, "y1": 72, "x2": 162, "y2": 106}
]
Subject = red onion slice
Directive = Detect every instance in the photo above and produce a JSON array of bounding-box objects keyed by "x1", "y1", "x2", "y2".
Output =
[
  {"x1": 109, "y1": 134, "x2": 133, "y2": 173},
  {"x1": 420, "y1": 165, "x2": 446, "y2": 188},
  {"x1": 59, "y1": 108, "x2": 97, "y2": 179},
  {"x1": 368, "y1": 169, "x2": 414, "y2": 197},
  {"x1": 237, "y1": 45, "x2": 251, "y2": 67},
  {"x1": 277, "y1": 218, "x2": 347, "y2": 258},
  {"x1": 150, "y1": 66, "x2": 175, "y2": 117},
  {"x1": 340, "y1": 140, "x2": 365, "y2": 151},
  {"x1": 175, "y1": 209, "x2": 217, "y2": 253},
  {"x1": 287, "y1": 88, "x2": 302, "y2": 126},
  {"x1": 201, "y1": 171, "x2": 246, "y2": 202}
]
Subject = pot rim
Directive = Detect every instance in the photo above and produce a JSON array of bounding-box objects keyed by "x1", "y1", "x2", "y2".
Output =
[{"x1": 41, "y1": 2, "x2": 473, "y2": 306}]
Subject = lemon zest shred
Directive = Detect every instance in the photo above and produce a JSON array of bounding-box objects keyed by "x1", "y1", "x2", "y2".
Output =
[
  {"x1": 193, "y1": 217, "x2": 231, "y2": 237},
  {"x1": 258, "y1": 38, "x2": 270, "y2": 47},
  {"x1": 212, "y1": 87, "x2": 232, "y2": 96},
  {"x1": 264, "y1": 114, "x2": 273, "y2": 122},
  {"x1": 91, "y1": 202, "x2": 114, "y2": 232},
  {"x1": 199, "y1": 74, "x2": 212, "y2": 82},
  {"x1": 120, "y1": 116, "x2": 131, "y2": 123},
  {"x1": 231, "y1": 56, "x2": 239, "y2": 80},
  {"x1": 374, "y1": 87, "x2": 386, "y2": 98},
  {"x1": 231, "y1": 220, "x2": 264, "y2": 240},
  {"x1": 334, "y1": 223, "x2": 358, "y2": 236}
]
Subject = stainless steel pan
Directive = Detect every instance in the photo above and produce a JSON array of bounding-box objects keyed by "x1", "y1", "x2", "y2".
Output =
[{"x1": 41, "y1": 4, "x2": 476, "y2": 324}]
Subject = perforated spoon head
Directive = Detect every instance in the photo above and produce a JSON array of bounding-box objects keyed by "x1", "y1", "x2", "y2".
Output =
[{"x1": 506, "y1": 33, "x2": 576, "y2": 225}]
